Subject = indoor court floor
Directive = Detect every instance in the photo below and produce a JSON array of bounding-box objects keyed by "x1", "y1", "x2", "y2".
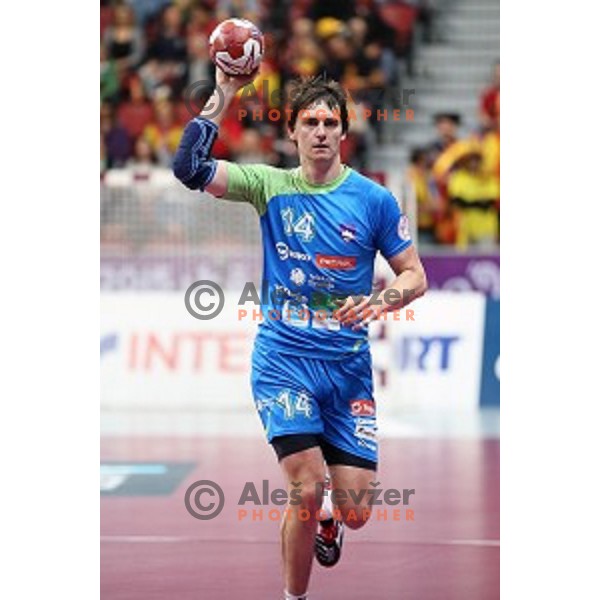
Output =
[{"x1": 101, "y1": 410, "x2": 499, "y2": 599}]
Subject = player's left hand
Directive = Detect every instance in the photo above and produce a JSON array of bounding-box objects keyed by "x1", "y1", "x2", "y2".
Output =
[{"x1": 334, "y1": 294, "x2": 385, "y2": 331}]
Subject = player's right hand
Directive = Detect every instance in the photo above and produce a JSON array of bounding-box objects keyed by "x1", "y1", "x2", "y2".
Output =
[{"x1": 215, "y1": 65, "x2": 259, "y2": 94}]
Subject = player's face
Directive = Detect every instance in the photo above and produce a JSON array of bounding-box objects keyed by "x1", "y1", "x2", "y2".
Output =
[{"x1": 289, "y1": 102, "x2": 346, "y2": 163}]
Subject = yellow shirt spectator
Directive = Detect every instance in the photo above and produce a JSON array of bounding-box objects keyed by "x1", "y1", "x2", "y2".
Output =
[
  {"x1": 448, "y1": 158, "x2": 499, "y2": 250},
  {"x1": 143, "y1": 123, "x2": 183, "y2": 155}
]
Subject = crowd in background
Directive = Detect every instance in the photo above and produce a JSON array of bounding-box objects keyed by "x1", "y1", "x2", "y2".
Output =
[
  {"x1": 405, "y1": 61, "x2": 499, "y2": 249},
  {"x1": 101, "y1": 0, "x2": 499, "y2": 249},
  {"x1": 101, "y1": 0, "x2": 425, "y2": 170}
]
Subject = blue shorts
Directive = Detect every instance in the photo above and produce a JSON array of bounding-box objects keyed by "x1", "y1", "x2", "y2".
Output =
[{"x1": 251, "y1": 341, "x2": 378, "y2": 466}]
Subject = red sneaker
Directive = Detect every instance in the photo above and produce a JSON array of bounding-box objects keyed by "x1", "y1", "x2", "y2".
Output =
[{"x1": 315, "y1": 518, "x2": 344, "y2": 567}]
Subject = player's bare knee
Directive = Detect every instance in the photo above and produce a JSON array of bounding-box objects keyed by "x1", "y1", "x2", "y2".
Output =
[
  {"x1": 282, "y1": 466, "x2": 326, "y2": 516},
  {"x1": 292, "y1": 471, "x2": 326, "y2": 513},
  {"x1": 291, "y1": 483, "x2": 323, "y2": 516},
  {"x1": 339, "y1": 503, "x2": 371, "y2": 530}
]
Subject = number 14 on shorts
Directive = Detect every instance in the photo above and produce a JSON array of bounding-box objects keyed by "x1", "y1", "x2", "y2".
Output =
[{"x1": 276, "y1": 390, "x2": 313, "y2": 419}]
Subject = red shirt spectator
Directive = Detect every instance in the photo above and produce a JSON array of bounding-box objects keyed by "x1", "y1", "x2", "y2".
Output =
[
  {"x1": 212, "y1": 105, "x2": 244, "y2": 160},
  {"x1": 187, "y1": 4, "x2": 218, "y2": 39},
  {"x1": 480, "y1": 61, "x2": 500, "y2": 130},
  {"x1": 117, "y1": 76, "x2": 154, "y2": 139}
]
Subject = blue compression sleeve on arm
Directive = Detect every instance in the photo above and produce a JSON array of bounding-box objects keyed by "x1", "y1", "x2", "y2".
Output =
[{"x1": 173, "y1": 117, "x2": 219, "y2": 191}]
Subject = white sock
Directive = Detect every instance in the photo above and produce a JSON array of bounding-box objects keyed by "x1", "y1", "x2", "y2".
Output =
[
  {"x1": 319, "y1": 487, "x2": 333, "y2": 521},
  {"x1": 284, "y1": 591, "x2": 307, "y2": 600}
]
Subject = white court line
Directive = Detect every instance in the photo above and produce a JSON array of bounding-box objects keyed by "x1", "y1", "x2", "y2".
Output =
[
  {"x1": 444, "y1": 539, "x2": 500, "y2": 547},
  {"x1": 101, "y1": 535, "x2": 499, "y2": 547},
  {"x1": 102, "y1": 536, "x2": 192, "y2": 543},
  {"x1": 101, "y1": 408, "x2": 500, "y2": 439}
]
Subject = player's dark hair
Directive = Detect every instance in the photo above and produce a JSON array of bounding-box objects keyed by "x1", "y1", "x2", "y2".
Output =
[{"x1": 288, "y1": 77, "x2": 349, "y2": 135}]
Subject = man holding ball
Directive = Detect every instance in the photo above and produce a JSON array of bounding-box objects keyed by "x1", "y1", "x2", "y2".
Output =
[{"x1": 173, "y1": 49, "x2": 427, "y2": 600}]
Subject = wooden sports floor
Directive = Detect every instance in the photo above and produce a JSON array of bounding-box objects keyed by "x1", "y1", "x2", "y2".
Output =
[{"x1": 101, "y1": 433, "x2": 499, "y2": 599}]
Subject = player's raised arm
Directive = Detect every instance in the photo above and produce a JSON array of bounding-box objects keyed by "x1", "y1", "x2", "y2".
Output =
[{"x1": 172, "y1": 67, "x2": 257, "y2": 198}]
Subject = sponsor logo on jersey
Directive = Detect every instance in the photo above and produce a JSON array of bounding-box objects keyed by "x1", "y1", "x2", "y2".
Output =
[
  {"x1": 316, "y1": 254, "x2": 357, "y2": 270},
  {"x1": 350, "y1": 399, "x2": 376, "y2": 416},
  {"x1": 276, "y1": 242, "x2": 311, "y2": 262},
  {"x1": 290, "y1": 268, "x2": 306, "y2": 286},
  {"x1": 308, "y1": 274, "x2": 335, "y2": 291},
  {"x1": 340, "y1": 223, "x2": 357, "y2": 242},
  {"x1": 398, "y1": 215, "x2": 411, "y2": 241},
  {"x1": 272, "y1": 283, "x2": 307, "y2": 304}
]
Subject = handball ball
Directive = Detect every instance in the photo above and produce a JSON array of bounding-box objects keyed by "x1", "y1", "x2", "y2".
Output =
[{"x1": 209, "y1": 18, "x2": 264, "y2": 76}]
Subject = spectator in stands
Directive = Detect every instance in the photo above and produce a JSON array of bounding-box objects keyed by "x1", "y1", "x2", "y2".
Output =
[
  {"x1": 217, "y1": 0, "x2": 260, "y2": 23},
  {"x1": 429, "y1": 112, "x2": 463, "y2": 194},
  {"x1": 481, "y1": 107, "x2": 500, "y2": 180},
  {"x1": 128, "y1": 136, "x2": 159, "y2": 168},
  {"x1": 234, "y1": 128, "x2": 278, "y2": 164},
  {"x1": 187, "y1": 3, "x2": 218, "y2": 38},
  {"x1": 429, "y1": 112, "x2": 461, "y2": 157},
  {"x1": 103, "y1": 4, "x2": 145, "y2": 76},
  {"x1": 348, "y1": 15, "x2": 368, "y2": 47},
  {"x1": 101, "y1": 102, "x2": 132, "y2": 168},
  {"x1": 280, "y1": 19, "x2": 324, "y2": 79},
  {"x1": 127, "y1": 0, "x2": 172, "y2": 26},
  {"x1": 480, "y1": 60, "x2": 500, "y2": 132},
  {"x1": 187, "y1": 29, "x2": 212, "y2": 87},
  {"x1": 353, "y1": 0, "x2": 396, "y2": 52},
  {"x1": 447, "y1": 142, "x2": 499, "y2": 250},
  {"x1": 321, "y1": 29, "x2": 353, "y2": 82},
  {"x1": 100, "y1": 0, "x2": 412, "y2": 176},
  {"x1": 321, "y1": 28, "x2": 385, "y2": 107},
  {"x1": 140, "y1": 4, "x2": 188, "y2": 97},
  {"x1": 142, "y1": 98, "x2": 184, "y2": 167},
  {"x1": 425, "y1": 113, "x2": 472, "y2": 244},
  {"x1": 349, "y1": 15, "x2": 397, "y2": 88},
  {"x1": 117, "y1": 75, "x2": 154, "y2": 139},
  {"x1": 371, "y1": 0, "x2": 419, "y2": 74},
  {"x1": 148, "y1": 4, "x2": 187, "y2": 62},
  {"x1": 186, "y1": 3, "x2": 217, "y2": 87},
  {"x1": 480, "y1": 85, "x2": 500, "y2": 184},
  {"x1": 292, "y1": 16, "x2": 316, "y2": 38},
  {"x1": 101, "y1": 41, "x2": 120, "y2": 103},
  {"x1": 406, "y1": 147, "x2": 439, "y2": 244}
]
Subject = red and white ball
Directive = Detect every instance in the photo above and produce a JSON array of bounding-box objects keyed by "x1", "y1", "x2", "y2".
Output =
[{"x1": 209, "y1": 18, "x2": 264, "y2": 76}]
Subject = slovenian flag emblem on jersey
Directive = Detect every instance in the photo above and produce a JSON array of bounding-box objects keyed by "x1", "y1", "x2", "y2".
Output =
[{"x1": 340, "y1": 223, "x2": 357, "y2": 242}]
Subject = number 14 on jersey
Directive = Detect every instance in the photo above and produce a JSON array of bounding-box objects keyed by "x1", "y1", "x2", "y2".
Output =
[{"x1": 281, "y1": 207, "x2": 316, "y2": 242}]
